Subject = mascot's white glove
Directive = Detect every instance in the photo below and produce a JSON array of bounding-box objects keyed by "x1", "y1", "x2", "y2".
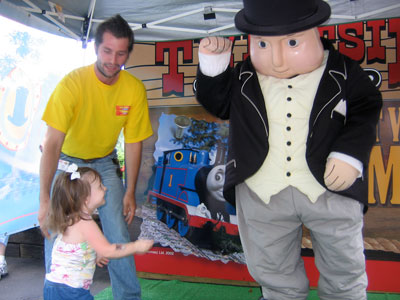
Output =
[
  {"x1": 198, "y1": 37, "x2": 232, "y2": 77},
  {"x1": 324, "y1": 158, "x2": 359, "y2": 191}
]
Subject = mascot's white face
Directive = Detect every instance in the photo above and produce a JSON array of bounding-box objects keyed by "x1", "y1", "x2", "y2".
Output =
[{"x1": 250, "y1": 28, "x2": 324, "y2": 79}]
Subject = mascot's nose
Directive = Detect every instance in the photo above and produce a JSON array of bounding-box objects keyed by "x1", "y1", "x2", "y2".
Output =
[{"x1": 271, "y1": 45, "x2": 284, "y2": 67}]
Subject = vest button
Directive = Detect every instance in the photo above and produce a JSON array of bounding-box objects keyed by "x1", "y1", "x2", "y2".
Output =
[
  {"x1": 287, "y1": 97, "x2": 292, "y2": 101},
  {"x1": 287, "y1": 157, "x2": 291, "y2": 161},
  {"x1": 287, "y1": 113, "x2": 292, "y2": 118},
  {"x1": 286, "y1": 126, "x2": 291, "y2": 131},
  {"x1": 286, "y1": 172, "x2": 291, "y2": 177},
  {"x1": 288, "y1": 85, "x2": 293, "y2": 89},
  {"x1": 287, "y1": 141, "x2": 291, "y2": 146}
]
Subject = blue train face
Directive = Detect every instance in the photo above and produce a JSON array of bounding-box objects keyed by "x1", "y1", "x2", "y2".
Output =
[
  {"x1": 206, "y1": 164, "x2": 226, "y2": 202},
  {"x1": 151, "y1": 148, "x2": 238, "y2": 240},
  {"x1": 153, "y1": 149, "x2": 210, "y2": 205}
]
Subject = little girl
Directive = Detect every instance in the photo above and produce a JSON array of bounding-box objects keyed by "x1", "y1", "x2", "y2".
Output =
[{"x1": 43, "y1": 164, "x2": 153, "y2": 300}]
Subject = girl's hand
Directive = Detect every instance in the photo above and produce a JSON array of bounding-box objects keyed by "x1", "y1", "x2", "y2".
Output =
[{"x1": 96, "y1": 256, "x2": 109, "y2": 267}]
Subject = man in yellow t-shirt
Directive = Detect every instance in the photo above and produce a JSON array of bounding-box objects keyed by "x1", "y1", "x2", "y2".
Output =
[{"x1": 39, "y1": 15, "x2": 152, "y2": 300}]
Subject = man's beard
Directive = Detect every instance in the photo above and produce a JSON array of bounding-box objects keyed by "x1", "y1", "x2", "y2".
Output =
[{"x1": 96, "y1": 60, "x2": 122, "y2": 78}]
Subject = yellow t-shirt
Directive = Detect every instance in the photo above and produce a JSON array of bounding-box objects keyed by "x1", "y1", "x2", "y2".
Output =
[{"x1": 42, "y1": 64, "x2": 153, "y2": 159}]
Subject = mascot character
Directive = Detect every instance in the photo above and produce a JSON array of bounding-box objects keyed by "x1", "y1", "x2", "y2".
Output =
[{"x1": 194, "y1": 0, "x2": 382, "y2": 299}]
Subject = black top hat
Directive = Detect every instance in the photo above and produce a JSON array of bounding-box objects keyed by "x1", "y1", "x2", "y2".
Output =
[{"x1": 235, "y1": 0, "x2": 331, "y2": 36}]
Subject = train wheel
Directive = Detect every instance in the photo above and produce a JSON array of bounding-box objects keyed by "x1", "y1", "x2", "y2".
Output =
[
  {"x1": 156, "y1": 200, "x2": 165, "y2": 221},
  {"x1": 177, "y1": 219, "x2": 190, "y2": 237},
  {"x1": 166, "y1": 212, "x2": 176, "y2": 228},
  {"x1": 156, "y1": 206, "x2": 164, "y2": 221}
]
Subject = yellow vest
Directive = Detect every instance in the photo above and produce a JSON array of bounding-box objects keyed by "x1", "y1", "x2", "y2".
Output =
[{"x1": 245, "y1": 53, "x2": 329, "y2": 204}]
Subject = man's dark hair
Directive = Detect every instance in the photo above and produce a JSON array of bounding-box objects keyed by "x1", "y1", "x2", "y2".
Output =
[{"x1": 95, "y1": 14, "x2": 134, "y2": 53}]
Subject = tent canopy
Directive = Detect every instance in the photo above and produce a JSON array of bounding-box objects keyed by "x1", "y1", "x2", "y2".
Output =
[{"x1": 1, "y1": 0, "x2": 400, "y2": 47}]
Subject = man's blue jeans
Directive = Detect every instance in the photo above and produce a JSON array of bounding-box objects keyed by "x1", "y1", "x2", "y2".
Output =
[
  {"x1": 44, "y1": 280, "x2": 94, "y2": 300},
  {"x1": 44, "y1": 150, "x2": 141, "y2": 300}
]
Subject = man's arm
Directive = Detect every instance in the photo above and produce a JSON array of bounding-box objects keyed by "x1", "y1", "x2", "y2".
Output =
[
  {"x1": 39, "y1": 126, "x2": 65, "y2": 237},
  {"x1": 123, "y1": 141, "x2": 142, "y2": 225}
]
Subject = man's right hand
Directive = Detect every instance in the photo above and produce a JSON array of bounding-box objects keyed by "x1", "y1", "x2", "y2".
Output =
[
  {"x1": 38, "y1": 198, "x2": 50, "y2": 238},
  {"x1": 39, "y1": 126, "x2": 65, "y2": 239}
]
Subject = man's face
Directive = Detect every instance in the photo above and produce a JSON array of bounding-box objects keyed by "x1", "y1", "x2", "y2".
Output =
[
  {"x1": 95, "y1": 31, "x2": 130, "y2": 84},
  {"x1": 249, "y1": 28, "x2": 324, "y2": 79}
]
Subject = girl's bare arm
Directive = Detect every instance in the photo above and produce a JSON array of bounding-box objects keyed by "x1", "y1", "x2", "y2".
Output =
[{"x1": 79, "y1": 219, "x2": 153, "y2": 258}]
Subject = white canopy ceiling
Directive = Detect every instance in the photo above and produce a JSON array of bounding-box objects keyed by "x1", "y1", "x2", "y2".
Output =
[{"x1": 1, "y1": 0, "x2": 400, "y2": 47}]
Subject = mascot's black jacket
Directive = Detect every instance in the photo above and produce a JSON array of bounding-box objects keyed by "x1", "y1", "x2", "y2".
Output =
[{"x1": 195, "y1": 38, "x2": 382, "y2": 207}]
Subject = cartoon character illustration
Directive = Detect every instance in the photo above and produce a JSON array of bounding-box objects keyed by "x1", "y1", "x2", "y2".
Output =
[{"x1": 148, "y1": 148, "x2": 239, "y2": 252}]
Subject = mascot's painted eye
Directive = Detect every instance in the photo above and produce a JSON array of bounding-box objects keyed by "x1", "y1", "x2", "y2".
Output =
[
  {"x1": 258, "y1": 40, "x2": 267, "y2": 48},
  {"x1": 288, "y1": 39, "x2": 299, "y2": 47}
]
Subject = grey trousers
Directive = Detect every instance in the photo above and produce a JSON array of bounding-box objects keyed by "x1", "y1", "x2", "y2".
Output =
[{"x1": 236, "y1": 184, "x2": 367, "y2": 300}]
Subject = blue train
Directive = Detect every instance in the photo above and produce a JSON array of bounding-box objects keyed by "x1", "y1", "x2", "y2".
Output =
[{"x1": 148, "y1": 148, "x2": 238, "y2": 239}]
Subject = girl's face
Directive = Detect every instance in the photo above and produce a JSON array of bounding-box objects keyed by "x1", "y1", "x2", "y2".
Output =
[{"x1": 86, "y1": 176, "x2": 107, "y2": 212}]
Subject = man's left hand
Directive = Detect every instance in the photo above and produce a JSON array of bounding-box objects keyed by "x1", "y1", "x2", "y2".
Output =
[{"x1": 123, "y1": 193, "x2": 136, "y2": 224}]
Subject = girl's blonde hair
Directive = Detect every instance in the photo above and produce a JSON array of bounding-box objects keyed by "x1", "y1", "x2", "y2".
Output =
[{"x1": 46, "y1": 167, "x2": 102, "y2": 234}]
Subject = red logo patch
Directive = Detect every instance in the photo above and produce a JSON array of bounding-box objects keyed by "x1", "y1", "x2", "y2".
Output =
[{"x1": 116, "y1": 105, "x2": 131, "y2": 116}]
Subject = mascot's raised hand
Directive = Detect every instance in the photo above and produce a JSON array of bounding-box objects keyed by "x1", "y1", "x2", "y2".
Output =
[
  {"x1": 199, "y1": 36, "x2": 232, "y2": 55},
  {"x1": 324, "y1": 158, "x2": 359, "y2": 191}
]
